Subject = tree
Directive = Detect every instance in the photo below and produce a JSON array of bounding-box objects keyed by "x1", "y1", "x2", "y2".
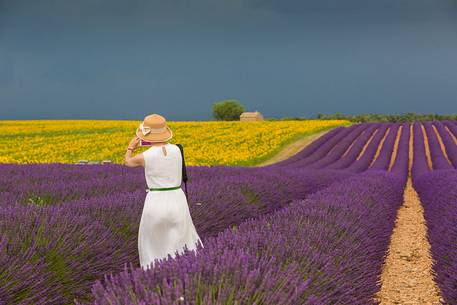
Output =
[{"x1": 212, "y1": 99, "x2": 245, "y2": 121}]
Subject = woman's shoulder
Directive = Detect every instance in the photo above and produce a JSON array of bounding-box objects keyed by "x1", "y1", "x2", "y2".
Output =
[
  {"x1": 167, "y1": 143, "x2": 180, "y2": 149},
  {"x1": 171, "y1": 143, "x2": 185, "y2": 150},
  {"x1": 168, "y1": 143, "x2": 181, "y2": 153}
]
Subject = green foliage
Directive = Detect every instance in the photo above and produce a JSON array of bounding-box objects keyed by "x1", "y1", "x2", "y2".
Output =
[
  {"x1": 316, "y1": 112, "x2": 457, "y2": 122},
  {"x1": 268, "y1": 112, "x2": 457, "y2": 122},
  {"x1": 212, "y1": 99, "x2": 245, "y2": 121},
  {"x1": 266, "y1": 116, "x2": 311, "y2": 121},
  {"x1": 26, "y1": 194, "x2": 55, "y2": 206},
  {"x1": 240, "y1": 186, "x2": 260, "y2": 205}
]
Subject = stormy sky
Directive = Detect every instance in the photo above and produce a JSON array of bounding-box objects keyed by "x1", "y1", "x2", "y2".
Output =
[{"x1": 1, "y1": 0, "x2": 456, "y2": 120}]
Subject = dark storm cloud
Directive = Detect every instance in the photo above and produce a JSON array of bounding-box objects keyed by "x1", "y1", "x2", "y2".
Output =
[
  {"x1": 0, "y1": 0, "x2": 456, "y2": 120},
  {"x1": 3, "y1": 0, "x2": 454, "y2": 25}
]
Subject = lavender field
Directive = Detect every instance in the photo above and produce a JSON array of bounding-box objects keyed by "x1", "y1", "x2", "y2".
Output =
[{"x1": 1, "y1": 121, "x2": 457, "y2": 304}]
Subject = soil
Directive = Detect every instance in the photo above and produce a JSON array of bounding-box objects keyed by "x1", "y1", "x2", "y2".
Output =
[{"x1": 375, "y1": 179, "x2": 442, "y2": 305}]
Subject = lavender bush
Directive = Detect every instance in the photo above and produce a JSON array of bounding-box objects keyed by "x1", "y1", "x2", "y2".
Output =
[
  {"x1": 346, "y1": 124, "x2": 389, "y2": 172},
  {"x1": 0, "y1": 164, "x2": 352, "y2": 304},
  {"x1": 412, "y1": 121, "x2": 457, "y2": 303},
  {"x1": 368, "y1": 124, "x2": 400, "y2": 171},
  {"x1": 324, "y1": 124, "x2": 379, "y2": 170},
  {"x1": 85, "y1": 171, "x2": 405, "y2": 305},
  {"x1": 414, "y1": 170, "x2": 457, "y2": 303},
  {"x1": 434, "y1": 121, "x2": 457, "y2": 167},
  {"x1": 304, "y1": 124, "x2": 367, "y2": 169},
  {"x1": 423, "y1": 122, "x2": 452, "y2": 170},
  {"x1": 444, "y1": 120, "x2": 457, "y2": 138}
]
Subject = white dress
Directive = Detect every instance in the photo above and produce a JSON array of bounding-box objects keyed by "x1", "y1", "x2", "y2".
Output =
[{"x1": 138, "y1": 143, "x2": 203, "y2": 270}]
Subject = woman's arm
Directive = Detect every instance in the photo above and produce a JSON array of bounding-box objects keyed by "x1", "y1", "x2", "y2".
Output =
[{"x1": 124, "y1": 136, "x2": 145, "y2": 168}]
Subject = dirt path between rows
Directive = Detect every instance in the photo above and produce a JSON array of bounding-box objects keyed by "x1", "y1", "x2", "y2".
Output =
[
  {"x1": 255, "y1": 130, "x2": 330, "y2": 167},
  {"x1": 375, "y1": 125, "x2": 442, "y2": 304},
  {"x1": 375, "y1": 179, "x2": 442, "y2": 304}
]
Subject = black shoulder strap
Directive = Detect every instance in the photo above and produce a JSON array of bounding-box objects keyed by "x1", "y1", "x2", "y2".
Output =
[
  {"x1": 175, "y1": 144, "x2": 188, "y2": 183},
  {"x1": 175, "y1": 144, "x2": 188, "y2": 199}
]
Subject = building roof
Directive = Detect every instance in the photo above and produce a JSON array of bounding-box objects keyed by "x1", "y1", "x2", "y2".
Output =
[{"x1": 240, "y1": 111, "x2": 263, "y2": 117}]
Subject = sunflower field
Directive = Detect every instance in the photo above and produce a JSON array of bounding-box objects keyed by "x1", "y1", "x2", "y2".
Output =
[{"x1": 0, "y1": 120, "x2": 348, "y2": 166}]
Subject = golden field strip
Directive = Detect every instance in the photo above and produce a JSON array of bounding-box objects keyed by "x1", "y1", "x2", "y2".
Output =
[{"x1": 0, "y1": 120, "x2": 348, "y2": 166}]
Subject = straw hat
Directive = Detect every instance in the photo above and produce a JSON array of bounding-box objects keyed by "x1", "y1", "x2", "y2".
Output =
[{"x1": 136, "y1": 114, "x2": 173, "y2": 142}]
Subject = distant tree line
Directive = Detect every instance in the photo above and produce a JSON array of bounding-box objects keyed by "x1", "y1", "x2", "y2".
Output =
[
  {"x1": 315, "y1": 112, "x2": 457, "y2": 122},
  {"x1": 210, "y1": 99, "x2": 457, "y2": 123},
  {"x1": 266, "y1": 112, "x2": 457, "y2": 122}
]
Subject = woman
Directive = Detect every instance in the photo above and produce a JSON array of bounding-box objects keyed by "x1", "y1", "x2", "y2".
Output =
[{"x1": 124, "y1": 113, "x2": 203, "y2": 270}]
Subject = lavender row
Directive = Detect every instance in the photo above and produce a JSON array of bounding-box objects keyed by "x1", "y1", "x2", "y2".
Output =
[
  {"x1": 423, "y1": 122, "x2": 453, "y2": 170},
  {"x1": 368, "y1": 124, "x2": 400, "y2": 171},
  {"x1": 0, "y1": 164, "x2": 353, "y2": 305},
  {"x1": 273, "y1": 122, "x2": 398, "y2": 173},
  {"x1": 444, "y1": 120, "x2": 457, "y2": 139},
  {"x1": 411, "y1": 122, "x2": 430, "y2": 183},
  {"x1": 346, "y1": 124, "x2": 390, "y2": 172},
  {"x1": 411, "y1": 121, "x2": 457, "y2": 302},
  {"x1": 411, "y1": 121, "x2": 457, "y2": 183},
  {"x1": 0, "y1": 163, "x2": 144, "y2": 206},
  {"x1": 323, "y1": 124, "x2": 380, "y2": 170},
  {"x1": 414, "y1": 169, "x2": 457, "y2": 304},
  {"x1": 269, "y1": 126, "x2": 346, "y2": 167},
  {"x1": 434, "y1": 121, "x2": 457, "y2": 167},
  {"x1": 273, "y1": 124, "x2": 361, "y2": 169},
  {"x1": 84, "y1": 171, "x2": 405, "y2": 305},
  {"x1": 304, "y1": 124, "x2": 368, "y2": 169},
  {"x1": 389, "y1": 123, "x2": 410, "y2": 185}
]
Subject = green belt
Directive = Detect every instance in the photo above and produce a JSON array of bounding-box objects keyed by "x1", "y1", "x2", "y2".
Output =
[{"x1": 146, "y1": 185, "x2": 181, "y2": 192}]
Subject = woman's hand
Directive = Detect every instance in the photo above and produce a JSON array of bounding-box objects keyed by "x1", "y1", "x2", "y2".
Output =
[
  {"x1": 125, "y1": 136, "x2": 144, "y2": 168},
  {"x1": 128, "y1": 136, "x2": 140, "y2": 150}
]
